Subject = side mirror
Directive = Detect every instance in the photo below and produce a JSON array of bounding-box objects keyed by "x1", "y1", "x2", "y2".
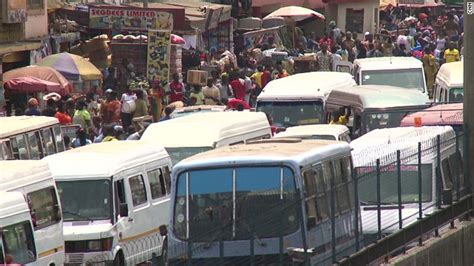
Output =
[
  {"x1": 306, "y1": 216, "x2": 316, "y2": 229},
  {"x1": 119, "y1": 203, "x2": 129, "y2": 217}
]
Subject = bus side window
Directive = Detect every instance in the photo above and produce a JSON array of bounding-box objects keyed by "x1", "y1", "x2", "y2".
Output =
[
  {"x1": 441, "y1": 158, "x2": 453, "y2": 190},
  {"x1": 314, "y1": 167, "x2": 329, "y2": 221},
  {"x1": 303, "y1": 170, "x2": 317, "y2": 229},
  {"x1": 322, "y1": 162, "x2": 336, "y2": 215},
  {"x1": 449, "y1": 151, "x2": 464, "y2": 190},
  {"x1": 53, "y1": 126, "x2": 65, "y2": 152},
  {"x1": 13, "y1": 135, "x2": 29, "y2": 159},
  {"x1": 114, "y1": 179, "x2": 127, "y2": 219},
  {"x1": 27, "y1": 132, "x2": 43, "y2": 159},
  {"x1": 41, "y1": 129, "x2": 56, "y2": 156},
  {"x1": 333, "y1": 160, "x2": 351, "y2": 213},
  {"x1": 147, "y1": 168, "x2": 166, "y2": 199},
  {"x1": 129, "y1": 175, "x2": 148, "y2": 207},
  {"x1": 163, "y1": 166, "x2": 171, "y2": 194},
  {"x1": 26, "y1": 187, "x2": 61, "y2": 230},
  {"x1": 1, "y1": 221, "x2": 37, "y2": 264}
]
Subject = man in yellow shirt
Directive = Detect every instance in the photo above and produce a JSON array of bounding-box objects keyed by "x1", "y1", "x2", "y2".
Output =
[
  {"x1": 444, "y1": 42, "x2": 460, "y2": 63},
  {"x1": 250, "y1": 66, "x2": 264, "y2": 88}
]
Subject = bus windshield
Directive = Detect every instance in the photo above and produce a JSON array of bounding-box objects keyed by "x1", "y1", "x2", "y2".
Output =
[
  {"x1": 166, "y1": 147, "x2": 213, "y2": 165},
  {"x1": 57, "y1": 180, "x2": 112, "y2": 221},
  {"x1": 173, "y1": 166, "x2": 299, "y2": 242},
  {"x1": 361, "y1": 69, "x2": 425, "y2": 92},
  {"x1": 357, "y1": 164, "x2": 432, "y2": 204},
  {"x1": 257, "y1": 101, "x2": 324, "y2": 127},
  {"x1": 363, "y1": 110, "x2": 423, "y2": 133}
]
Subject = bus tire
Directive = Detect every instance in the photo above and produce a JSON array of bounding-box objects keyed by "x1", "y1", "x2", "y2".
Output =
[{"x1": 113, "y1": 251, "x2": 125, "y2": 266}]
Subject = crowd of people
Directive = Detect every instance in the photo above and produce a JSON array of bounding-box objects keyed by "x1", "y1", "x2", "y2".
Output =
[{"x1": 10, "y1": 5, "x2": 464, "y2": 148}]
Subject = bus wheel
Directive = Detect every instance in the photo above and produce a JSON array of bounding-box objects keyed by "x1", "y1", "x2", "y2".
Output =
[{"x1": 113, "y1": 252, "x2": 125, "y2": 266}]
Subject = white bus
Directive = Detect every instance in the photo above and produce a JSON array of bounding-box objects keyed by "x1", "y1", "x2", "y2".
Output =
[
  {"x1": 140, "y1": 112, "x2": 272, "y2": 165},
  {"x1": 0, "y1": 116, "x2": 65, "y2": 160},
  {"x1": 274, "y1": 124, "x2": 351, "y2": 142},
  {"x1": 0, "y1": 191, "x2": 38, "y2": 265},
  {"x1": 0, "y1": 160, "x2": 65, "y2": 266},
  {"x1": 43, "y1": 141, "x2": 172, "y2": 265},
  {"x1": 347, "y1": 57, "x2": 428, "y2": 95},
  {"x1": 256, "y1": 72, "x2": 356, "y2": 128},
  {"x1": 351, "y1": 126, "x2": 461, "y2": 236},
  {"x1": 167, "y1": 138, "x2": 358, "y2": 265},
  {"x1": 434, "y1": 61, "x2": 463, "y2": 103}
]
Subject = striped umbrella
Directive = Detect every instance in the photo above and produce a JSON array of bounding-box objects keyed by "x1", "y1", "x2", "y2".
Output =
[{"x1": 37, "y1": 52, "x2": 102, "y2": 81}]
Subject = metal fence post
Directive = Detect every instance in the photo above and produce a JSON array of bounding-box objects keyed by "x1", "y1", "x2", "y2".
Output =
[
  {"x1": 331, "y1": 176, "x2": 336, "y2": 263},
  {"x1": 418, "y1": 142, "x2": 423, "y2": 220},
  {"x1": 352, "y1": 169, "x2": 360, "y2": 251},
  {"x1": 437, "y1": 135, "x2": 442, "y2": 209},
  {"x1": 376, "y1": 159, "x2": 382, "y2": 240},
  {"x1": 250, "y1": 226, "x2": 255, "y2": 266},
  {"x1": 455, "y1": 130, "x2": 460, "y2": 201},
  {"x1": 152, "y1": 252, "x2": 158, "y2": 266},
  {"x1": 397, "y1": 150, "x2": 402, "y2": 230},
  {"x1": 187, "y1": 241, "x2": 192, "y2": 266}
]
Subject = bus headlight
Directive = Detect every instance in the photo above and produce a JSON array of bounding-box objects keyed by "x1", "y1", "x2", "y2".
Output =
[{"x1": 88, "y1": 240, "x2": 102, "y2": 251}]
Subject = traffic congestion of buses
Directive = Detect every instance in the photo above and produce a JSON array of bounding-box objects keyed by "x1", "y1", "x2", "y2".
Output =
[{"x1": 0, "y1": 59, "x2": 465, "y2": 265}]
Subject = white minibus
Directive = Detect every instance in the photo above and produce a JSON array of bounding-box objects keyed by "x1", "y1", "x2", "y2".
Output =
[
  {"x1": 43, "y1": 141, "x2": 172, "y2": 265},
  {"x1": 140, "y1": 111, "x2": 272, "y2": 165},
  {"x1": 351, "y1": 126, "x2": 460, "y2": 236},
  {"x1": 274, "y1": 124, "x2": 351, "y2": 142},
  {"x1": 434, "y1": 61, "x2": 463, "y2": 103},
  {"x1": 168, "y1": 138, "x2": 358, "y2": 265},
  {"x1": 256, "y1": 72, "x2": 356, "y2": 128},
  {"x1": 0, "y1": 116, "x2": 65, "y2": 160},
  {"x1": 346, "y1": 57, "x2": 427, "y2": 95},
  {"x1": 0, "y1": 160, "x2": 64, "y2": 266},
  {"x1": 0, "y1": 191, "x2": 37, "y2": 265}
]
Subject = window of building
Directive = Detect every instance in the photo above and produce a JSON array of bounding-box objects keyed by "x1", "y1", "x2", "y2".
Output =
[
  {"x1": 129, "y1": 175, "x2": 148, "y2": 206},
  {"x1": 27, "y1": 0, "x2": 44, "y2": 10},
  {"x1": 346, "y1": 8, "x2": 364, "y2": 34}
]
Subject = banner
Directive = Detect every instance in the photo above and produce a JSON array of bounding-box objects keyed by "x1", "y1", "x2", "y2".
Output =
[
  {"x1": 2, "y1": 0, "x2": 27, "y2": 24},
  {"x1": 147, "y1": 30, "x2": 171, "y2": 84},
  {"x1": 89, "y1": 7, "x2": 173, "y2": 31}
]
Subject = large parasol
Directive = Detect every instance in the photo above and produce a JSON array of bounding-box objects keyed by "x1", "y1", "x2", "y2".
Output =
[
  {"x1": 3, "y1": 65, "x2": 73, "y2": 94},
  {"x1": 4, "y1": 77, "x2": 67, "y2": 95},
  {"x1": 264, "y1": 6, "x2": 325, "y2": 21},
  {"x1": 37, "y1": 52, "x2": 102, "y2": 81}
]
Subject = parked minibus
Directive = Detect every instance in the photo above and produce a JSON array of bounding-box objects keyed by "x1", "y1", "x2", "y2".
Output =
[
  {"x1": 167, "y1": 138, "x2": 358, "y2": 265},
  {"x1": 325, "y1": 85, "x2": 430, "y2": 139},
  {"x1": 351, "y1": 126, "x2": 460, "y2": 236},
  {"x1": 343, "y1": 57, "x2": 427, "y2": 95},
  {"x1": 0, "y1": 191, "x2": 38, "y2": 265},
  {"x1": 0, "y1": 116, "x2": 65, "y2": 160},
  {"x1": 140, "y1": 112, "x2": 272, "y2": 165},
  {"x1": 43, "y1": 141, "x2": 172, "y2": 265},
  {"x1": 434, "y1": 61, "x2": 463, "y2": 103},
  {"x1": 256, "y1": 72, "x2": 356, "y2": 128},
  {"x1": 0, "y1": 160, "x2": 64, "y2": 265},
  {"x1": 274, "y1": 124, "x2": 351, "y2": 142},
  {"x1": 400, "y1": 103, "x2": 463, "y2": 132}
]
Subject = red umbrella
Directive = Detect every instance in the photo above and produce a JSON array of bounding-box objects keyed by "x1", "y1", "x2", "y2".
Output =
[
  {"x1": 4, "y1": 77, "x2": 66, "y2": 95},
  {"x1": 3, "y1": 66, "x2": 73, "y2": 94}
]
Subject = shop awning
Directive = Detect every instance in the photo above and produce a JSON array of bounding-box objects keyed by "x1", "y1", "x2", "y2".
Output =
[
  {"x1": 253, "y1": 0, "x2": 326, "y2": 10},
  {"x1": 0, "y1": 41, "x2": 42, "y2": 55},
  {"x1": 4, "y1": 77, "x2": 67, "y2": 96}
]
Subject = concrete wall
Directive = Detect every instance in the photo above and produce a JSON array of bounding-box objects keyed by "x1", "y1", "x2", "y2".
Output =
[
  {"x1": 25, "y1": 0, "x2": 48, "y2": 40},
  {"x1": 335, "y1": 0, "x2": 378, "y2": 37},
  {"x1": 389, "y1": 220, "x2": 474, "y2": 266}
]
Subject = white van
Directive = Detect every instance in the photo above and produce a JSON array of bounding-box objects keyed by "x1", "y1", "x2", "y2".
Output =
[
  {"x1": 141, "y1": 111, "x2": 272, "y2": 165},
  {"x1": 0, "y1": 191, "x2": 38, "y2": 265},
  {"x1": 434, "y1": 61, "x2": 463, "y2": 103},
  {"x1": 256, "y1": 72, "x2": 356, "y2": 127},
  {"x1": 43, "y1": 141, "x2": 172, "y2": 265},
  {"x1": 0, "y1": 160, "x2": 64, "y2": 266},
  {"x1": 347, "y1": 57, "x2": 427, "y2": 95},
  {"x1": 325, "y1": 85, "x2": 430, "y2": 138},
  {"x1": 274, "y1": 124, "x2": 351, "y2": 142}
]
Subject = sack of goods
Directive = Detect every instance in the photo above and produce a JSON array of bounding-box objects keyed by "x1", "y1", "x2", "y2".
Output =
[{"x1": 122, "y1": 100, "x2": 136, "y2": 113}]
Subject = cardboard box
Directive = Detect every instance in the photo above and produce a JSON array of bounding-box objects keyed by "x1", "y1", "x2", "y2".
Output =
[{"x1": 187, "y1": 70, "x2": 208, "y2": 86}]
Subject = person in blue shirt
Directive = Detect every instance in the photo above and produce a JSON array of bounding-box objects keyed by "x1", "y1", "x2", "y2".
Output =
[
  {"x1": 159, "y1": 106, "x2": 173, "y2": 122},
  {"x1": 25, "y1": 98, "x2": 41, "y2": 116}
]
